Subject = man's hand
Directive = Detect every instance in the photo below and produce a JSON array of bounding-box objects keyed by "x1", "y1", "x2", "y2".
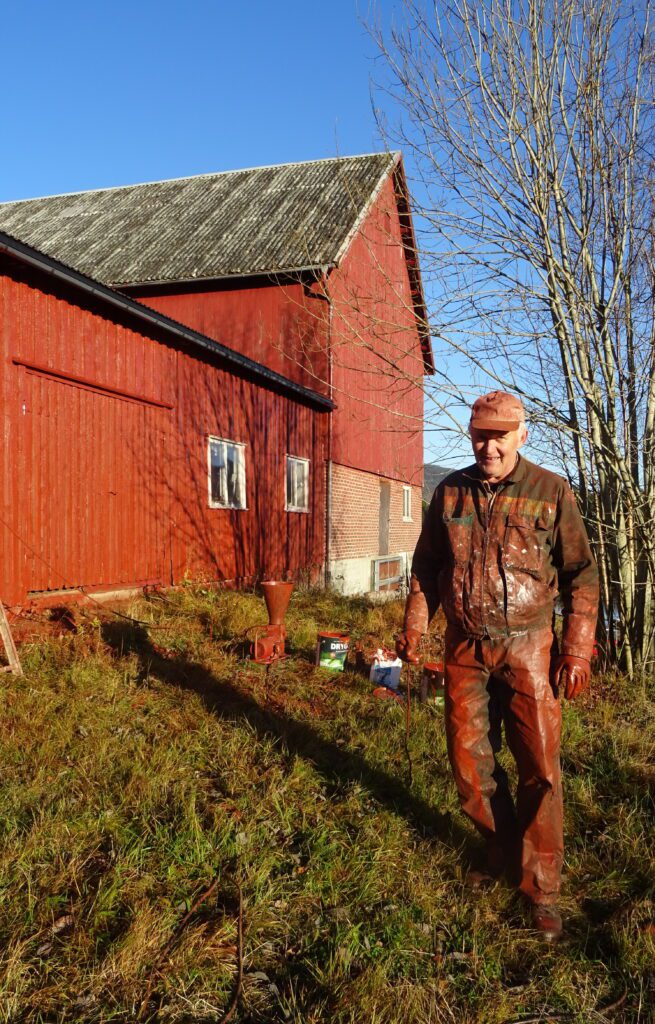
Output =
[
  {"x1": 551, "y1": 655, "x2": 590, "y2": 700},
  {"x1": 395, "y1": 628, "x2": 422, "y2": 664}
]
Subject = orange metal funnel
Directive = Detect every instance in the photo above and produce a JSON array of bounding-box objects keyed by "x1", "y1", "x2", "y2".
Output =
[{"x1": 261, "y1": 581, "x2": 294, "y2": 626}]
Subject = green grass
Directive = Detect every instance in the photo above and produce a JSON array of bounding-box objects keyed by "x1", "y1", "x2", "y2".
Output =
[{"x1": 0, "y1": 585, "x2": 653, "y2": 1022}]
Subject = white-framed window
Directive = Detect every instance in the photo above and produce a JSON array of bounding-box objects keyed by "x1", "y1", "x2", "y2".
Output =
[
  {"x1": 373, "y1": 556, "x2": 404, "y2": 593},
  {"x1": 402, "y1": 485, "x2": 412, "y2": 521},
  {"x1": 208, "y1": 436, "x2": 246, "y2": 509},
  {"x1": 286, "y1": 455, "x2": 310, "y2": 512}
]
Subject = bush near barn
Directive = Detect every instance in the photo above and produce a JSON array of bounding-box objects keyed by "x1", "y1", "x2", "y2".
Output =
[{"x1": 0, "y1": 586, "x2": 653, "y2": 1023}]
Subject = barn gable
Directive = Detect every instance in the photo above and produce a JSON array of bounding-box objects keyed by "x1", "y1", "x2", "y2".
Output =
[{"x1": 0, "y1": 153, "x2": 432, "y2": 374}]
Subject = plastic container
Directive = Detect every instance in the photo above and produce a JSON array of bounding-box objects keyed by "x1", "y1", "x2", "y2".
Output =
[
  {"x1": 316, "y1": 632, "x2": 350, "y2": 671},
  {"x1": 369, "y1": 649, "x2": 403, "y2": 691}
]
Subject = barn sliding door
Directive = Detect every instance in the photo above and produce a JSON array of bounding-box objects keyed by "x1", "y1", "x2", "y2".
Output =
[{"x1": 19, "y1": 366, "x2": 170, "y2": 594}]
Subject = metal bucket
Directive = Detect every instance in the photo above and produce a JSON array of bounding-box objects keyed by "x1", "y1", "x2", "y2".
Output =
[{"x1": 316, "y1": 631, "x2": 349, "y2": 671}]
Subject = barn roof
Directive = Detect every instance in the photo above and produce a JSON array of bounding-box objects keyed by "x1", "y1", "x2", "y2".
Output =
[
  {"x1": 0, "y1": 153, "x2": 399, "y2": 287},
  {"x1": 0, "y1": 230, "x2": 334, "y2": 411}
]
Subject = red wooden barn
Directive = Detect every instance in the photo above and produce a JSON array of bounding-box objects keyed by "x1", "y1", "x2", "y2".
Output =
[
  {"x1": 0, "y1": 232, "x2": 330, "y2": 606},
  {"x1": 0, "y1": 153, "x2": 432, "y2": 596}
]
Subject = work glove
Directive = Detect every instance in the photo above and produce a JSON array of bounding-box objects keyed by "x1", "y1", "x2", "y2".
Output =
[
  {"x1": 395, "y1": 628, "x2": 422, "y2": 664},
  {"x1": 550, "y1": 654, "x2": 590, "y2": 700}
]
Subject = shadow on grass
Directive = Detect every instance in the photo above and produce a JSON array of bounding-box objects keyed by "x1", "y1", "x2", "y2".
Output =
[
  {"x1": 101, "y1": 620, "x2": 471, "y2": 855},
  {"x1": 97, "y1": 621, "x2": 655, "y2": 1021}
]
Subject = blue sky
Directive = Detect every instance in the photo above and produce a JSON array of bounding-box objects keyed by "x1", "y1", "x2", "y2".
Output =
[
  {"x1": 1, "y1": 0, "x2": 479, "y2": 465},
  {"x1": 1, "y1": 0, "x2": 385, "y2": 200}
]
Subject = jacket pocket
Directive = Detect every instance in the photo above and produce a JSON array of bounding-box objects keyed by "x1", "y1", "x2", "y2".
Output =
[{"x1": 503, "y1": 513, "x2": 548, "y2": 577}]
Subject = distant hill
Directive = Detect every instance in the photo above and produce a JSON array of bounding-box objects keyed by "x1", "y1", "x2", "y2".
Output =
[{"x1": 423, "y1": 463, "x2": 451, "y2": 504}]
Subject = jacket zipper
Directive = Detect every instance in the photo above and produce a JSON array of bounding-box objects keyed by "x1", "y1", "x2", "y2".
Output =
[{"x1": 480, "y1": 482, "x2": 500, "y2": 637}]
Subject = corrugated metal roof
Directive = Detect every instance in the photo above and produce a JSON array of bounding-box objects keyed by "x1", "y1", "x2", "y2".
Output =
[{"x1": 0, "y1": 153, "x2": 398, "y2": 287}]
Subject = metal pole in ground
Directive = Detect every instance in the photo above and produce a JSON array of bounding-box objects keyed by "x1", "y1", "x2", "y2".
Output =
[{"x1": 403, "y1": 662, "x2": 417, "y2": 788}]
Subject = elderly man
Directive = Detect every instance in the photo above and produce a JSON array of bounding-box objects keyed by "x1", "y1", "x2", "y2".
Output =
[{"x1": 397, "y1": 391, "x2": 598, "y2": 940}]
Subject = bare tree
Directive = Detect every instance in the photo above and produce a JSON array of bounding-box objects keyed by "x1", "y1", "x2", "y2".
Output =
[{"x1": 368, "y1": 0, "x2": 655, "y2": 675}]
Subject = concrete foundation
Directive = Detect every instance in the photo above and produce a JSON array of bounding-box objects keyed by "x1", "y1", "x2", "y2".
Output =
[{"x1": 328, "y1": 551, "x2": 412, "y2": 597}]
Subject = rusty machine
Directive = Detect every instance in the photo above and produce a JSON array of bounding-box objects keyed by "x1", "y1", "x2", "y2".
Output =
[{"x1": 247, "y1": 581, "x2": 294, "y2": 664}]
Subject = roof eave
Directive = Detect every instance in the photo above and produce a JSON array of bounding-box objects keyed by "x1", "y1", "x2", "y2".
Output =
[
  {"x1": 116, "y1": 263, "x2": 337, "y2": 292},
  {"x1": 0, "y1": 231, "x2": 334, "y2": 411},
  {"x1": 391, "y1": 159, "x2": 434, "y2": 375}
]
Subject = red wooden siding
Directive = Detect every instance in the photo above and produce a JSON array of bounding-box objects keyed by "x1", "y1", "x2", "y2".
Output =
[
  {"x1": 328, "y1": 173, "x2": 425, "y2": 484},
  {"x1": 129, "y1": 278, "x2": 330, "y2": 395},
  {"x1": 0, "y1": 257, "x2": 327, "y2": 605},
  {"x1": 20, "y1": 368, "x2": 169, "y2": 590},
  {"x1": 169, "y1": 351, "x2": 326, "y2": 585}
]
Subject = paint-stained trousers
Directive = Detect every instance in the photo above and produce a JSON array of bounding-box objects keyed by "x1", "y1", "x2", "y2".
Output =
[{"x1": 444, "y1": 624, "x2": 563, "y2": 905}]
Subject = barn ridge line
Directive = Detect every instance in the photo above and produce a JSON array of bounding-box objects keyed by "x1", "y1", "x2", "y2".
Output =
[{"x1": 0, "y1": 151, "x2": 400, "y2": 205}]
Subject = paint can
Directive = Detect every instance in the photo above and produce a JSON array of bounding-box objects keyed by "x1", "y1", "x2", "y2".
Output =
[
  {"x1": 316, "y1": 631, "x2": 350, "y2": 671},
  {"x1": 420, "y1": 661, "x2": 445, "y2": 705}
]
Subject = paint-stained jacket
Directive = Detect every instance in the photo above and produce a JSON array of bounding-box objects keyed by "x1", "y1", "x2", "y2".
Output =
[{"x1": 409, "y1": 456, "x2": 598, "y2": 659}]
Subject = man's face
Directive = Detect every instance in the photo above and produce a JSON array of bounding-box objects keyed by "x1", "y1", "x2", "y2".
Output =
[{"x1": 469, "y1": 424, "x2": 527, "y2": 483}]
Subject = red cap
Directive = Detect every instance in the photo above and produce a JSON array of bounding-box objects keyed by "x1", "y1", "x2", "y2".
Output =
[{"x1": 470, "y1": 391, "x2": 525, "y2": 431}]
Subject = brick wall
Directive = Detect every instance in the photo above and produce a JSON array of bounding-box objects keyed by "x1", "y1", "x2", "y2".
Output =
[
  {"x1": 330, "y1": 463, "x2": 422, "y2": 561},
  {"x1": 389, "y1": 479, "x2": 422, "y2": 554}
]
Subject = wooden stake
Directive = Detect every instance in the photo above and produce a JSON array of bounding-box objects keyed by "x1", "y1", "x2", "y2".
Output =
[{"x1": 0, "y1": 602, "x2": 22, "y2": 676}]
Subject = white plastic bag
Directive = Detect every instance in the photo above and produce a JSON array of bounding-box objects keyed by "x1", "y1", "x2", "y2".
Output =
[{"x1": 369, "y1": 649, "x2": 403, "y2": 691}]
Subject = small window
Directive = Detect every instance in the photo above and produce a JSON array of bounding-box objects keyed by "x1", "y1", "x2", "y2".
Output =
[
  {"x1": 208, "y1": 437, "x2": 246, "y2": 509},
  {"x1": 373, "y1": 556, "x2": 403, "y2": 592},
  {"x1": 401, "y1": 485, "x2": 411, "y2": 520},
  {"x1": 286, "y1": 455, "x2": 310, "y2": 512},
  {"x1": 402, "y1": 485, "x2": 412, "y2": 521}
]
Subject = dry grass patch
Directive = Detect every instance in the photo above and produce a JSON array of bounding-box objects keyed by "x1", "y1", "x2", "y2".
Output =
[{"x1": 0, "y1": 585, "x2": 652, "y2": 1022}]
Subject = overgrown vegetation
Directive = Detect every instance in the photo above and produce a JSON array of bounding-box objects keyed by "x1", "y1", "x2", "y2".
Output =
[
  {"x1": 0, "y1": 586, "x2": 653, "y2": 1022},
  {"x1": 374, "y1": 0, "x2": 655, "y2": 673}
]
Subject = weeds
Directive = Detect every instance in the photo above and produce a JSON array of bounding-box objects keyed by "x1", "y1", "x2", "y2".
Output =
[{"x1": 0, "y1": 586, "x2": 652, "y2": 1022}]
